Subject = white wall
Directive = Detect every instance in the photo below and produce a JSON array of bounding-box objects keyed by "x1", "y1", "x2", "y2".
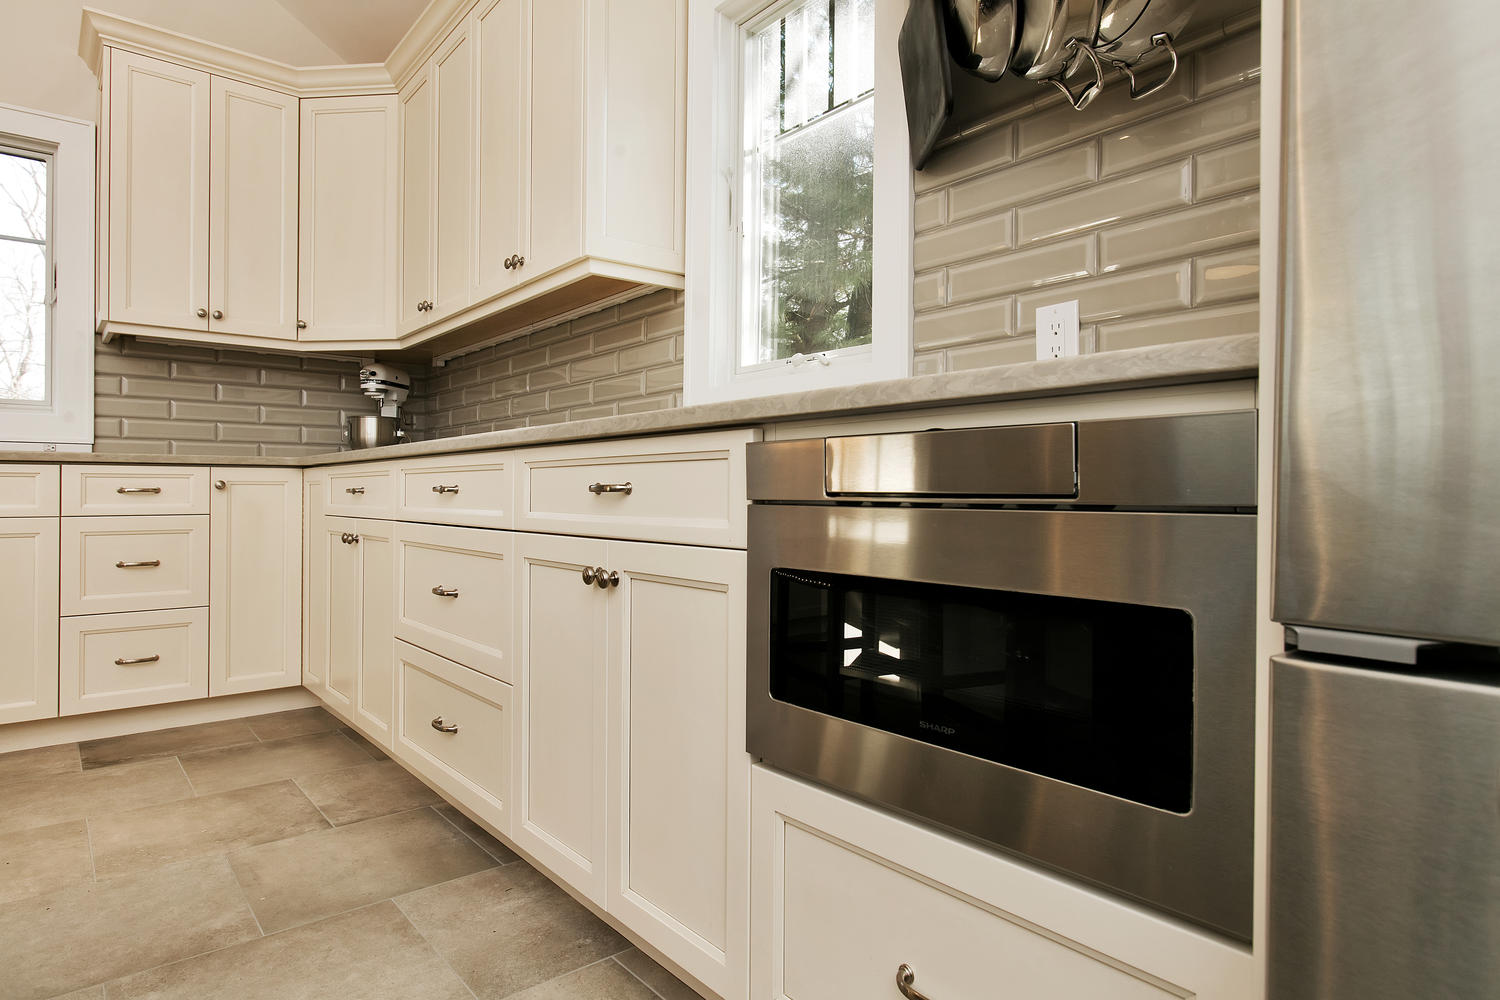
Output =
[{"x1": 1, "y1": 0, "x2": 348, "y2": 123}]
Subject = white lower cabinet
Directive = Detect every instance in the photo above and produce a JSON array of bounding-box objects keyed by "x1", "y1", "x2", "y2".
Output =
[
  {"x1": 394, "y1": 522, "x2": 513, "y2": 681},
  {"x1": 751, "y1": 766, "x2": 1258, "y2": 1000},
  {"x1": 0, "y1": 517, "x2": 60, "y2": 725},
  {"x1": 310, "y1": 515, "x2": 395, "y2": 746},
  {"x1": 209, "y1": 468, "x2": 302, "y2": 696},
  {"x1": 59, "y1": 608, "x2": 209, "y2": 715},
  {"x1": 395, "y1": 639, "x2": 512, "y2": 833}
]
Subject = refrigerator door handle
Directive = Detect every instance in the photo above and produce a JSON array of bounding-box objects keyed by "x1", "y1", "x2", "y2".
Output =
[{"x1": 1285, "y1": 626, "x2": 1438, "y2": 666}]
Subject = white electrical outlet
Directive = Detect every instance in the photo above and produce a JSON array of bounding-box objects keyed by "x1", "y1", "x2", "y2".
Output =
[{"x1": 1035, "y1": 300, "x2": 1081, "y2": 361}]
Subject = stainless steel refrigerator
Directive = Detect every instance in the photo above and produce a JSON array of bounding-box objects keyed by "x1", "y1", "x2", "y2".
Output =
[{"x1": 1270, "y1": 1, "x2": 1500, "y2": 997}]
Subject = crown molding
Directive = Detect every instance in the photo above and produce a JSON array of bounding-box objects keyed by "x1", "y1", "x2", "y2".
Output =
[
  {"x1": 79, "y1": 8, "x2": 397, "y2": 97},
  {"x1": 384, "y1": 0, "x2": 472, "y2": 92}
]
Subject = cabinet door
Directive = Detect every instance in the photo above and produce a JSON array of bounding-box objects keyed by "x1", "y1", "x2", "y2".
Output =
[
  {"x1": 303, "y1": 477, "x2": 326, "y2": 689},
  {"x1": 209, "y1": 468, "x2": 301, "y2": 697},
  {"x1": 323, "y1": 517, "x2": 360, "y2": 715},
  {"x1": 208, "y1": 76, "x2": 299, "y2": 340},
  {"x1": 0, "y1": 518, "x2": 59, "y2": 725},
  {"x1": 298, "y1": 96, "x2": 399, "y2": 342},
  {"x1": 399, "y1": 67, "x2": 434, "y2": 332},
  {"x1": 107, "y1": 50, "x2": 210, "y2": 330},
  {"x1": 528, "y1": 0, "x2": 585, "y2": 278},
  {"x1": 473, "y1": 0, "x2": 529, "y2": 300},
  {"x1": 606, "y1": 541, "x2": 747, "y2": 997},
  {"x1": 356, "y1": 518, "x2": 396, "y2": 747},
  {"x1": 513, "y1": 531, "x2": 610, "y2": 904},
  {"x1": 431, "y1": 21, "x2": 475, "y2": 318}
]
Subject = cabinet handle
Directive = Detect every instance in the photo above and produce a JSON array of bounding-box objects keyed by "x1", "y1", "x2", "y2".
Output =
[
  {"x1": 115, "y1": 654, "x2": 160, "y2": 666},
  {"x1": 587, "y1": 482, "x2": 633, "y2": 496},
  {"x1": 345, "y1": 486, "x2": 366, "y2": 495},
  {"x1": 605, "y1": 570, "x2": 619, "y2": 589},
  {"x1": 431, "y1": 586, "x2": 459, "y2": 598},
  {"x1": 212, "y1": 309, "x2": 224, "y2": 320},
  {"x1": 505, "y1": 254, "x2": 526, "y2": 270},
  {"x1": 340, "y1": 532, "x2": 360, "y2": 545},
  {"x1": 431, "y1": 716, "x2": 460, "y2": 734},
  {"x1": 297, "y1": 320, "x2": 307, "y2": 329},
  {"x1": 196, "y1": 308, "x2": 208, "y2": 318},
  {"x1": 431, "y1": 484, "x2": 460, "y2": 495},
  {"x1": 581, "y1": 566, "x2": 598, "y2": 586},
  {"x1": 592, "y1": 566, "x2": 611, "y2": 590},
  {"x1": 115, "y1": 559, "x2": 161, "y2": 569},
  {"x1": 116, "y1": 486, "x2": 161, "y2": 495},
  {"x1": 214, "y1": 480, "x2": 227, "y2": 491},
  {"x1": 896, "y1": 965, "x2": 932, "y2": 1000},
  {"x1": 513, "y1": 255, "x2": 524, "y2": 269}
]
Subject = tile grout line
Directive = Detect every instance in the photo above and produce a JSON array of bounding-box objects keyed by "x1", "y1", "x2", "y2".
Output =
[
  {"x1": 173, "y1": 755, "x2": 201, "y2": 798},
  {"x1": 389, "y1": 895, "x2": 481, "y2": 1000},
  {"x1": 84, "y1": 815, "x2": 99, "y2": 886},
  {"x1": 428, "y1": 803, "x2": 521, "y2": 866},
  {"x1": 286, "y1": 775, "x2": 338, "y2": 830},
  {"x1": 612, "y1": 952, "x2": 677, "y2": 1000}
]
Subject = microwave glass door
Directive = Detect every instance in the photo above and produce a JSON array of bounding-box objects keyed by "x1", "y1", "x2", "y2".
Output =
[{"x1": 768, "y1": 569, "x2": 1195, "y2": 812}]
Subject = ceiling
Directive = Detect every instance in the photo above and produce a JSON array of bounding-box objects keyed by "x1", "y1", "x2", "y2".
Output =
[{"x1": 270, "y1": 0, "x2": 431, "y2": 64}]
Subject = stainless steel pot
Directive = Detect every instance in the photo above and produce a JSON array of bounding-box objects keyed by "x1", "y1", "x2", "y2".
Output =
[
  {"x1": 1012, "y1": 0, "x2": 1100, "y2": 81},
  {"x1": 1092, "y1": 0, "x2": 1191, "y2": 100},
  {"x1": 942, "y1": 0, "x2": 1019, "y2": 82},
  {"x1": 344, "y1": 415, "x2": 405, "y2": 449}
]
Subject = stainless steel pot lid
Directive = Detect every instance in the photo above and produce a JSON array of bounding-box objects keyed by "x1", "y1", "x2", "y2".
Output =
[
  {"x1": 1012, "y1": 0, "x2": 1101, "y2": 81},
  {"x1": 943, "y1": 0, "x2": 1019, "y2": 82}
]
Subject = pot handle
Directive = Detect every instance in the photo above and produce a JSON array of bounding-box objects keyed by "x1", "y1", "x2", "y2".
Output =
[
  {"x1": 1111, "y1": 33, "x2": 1178, "y2": 101},
  {"x1": 1046, "y1": 41, "x2": 1105, "y2": 112}
]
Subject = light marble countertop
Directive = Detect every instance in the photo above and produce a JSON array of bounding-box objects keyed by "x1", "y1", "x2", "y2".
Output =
[{"x1": 0, "y1": 334, "x2": 1256, "y2": 468}]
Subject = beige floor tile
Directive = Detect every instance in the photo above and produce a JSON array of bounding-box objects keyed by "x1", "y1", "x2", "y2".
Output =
[
  {"x1": 43, "y1": 988, "x2": 104, "y2": 1000},
  {"x1": 614, "y1": 949, "x2": 702, "y2": 1000},
  {"x1": 294, "y1": 760, "x2": 440, "y2": 826},
  {"x1": 90, "y1": 780, "x2": 330, "y2": 879},
  {"x1": 0, "y1": 758, "x2": 194, "y2": 837},
  {"x1": 229, "y1": 807, "x2": 497, "y2": 933},
  {"x1": 0, "y1": 856, "x2": 261, "y2": 1000},
  {"x1": 178, "y1": 732, "x2": 375, "y2": 796},
  {"x1": 510, "y1": 959, "x2": 656, "y2": 1000},
  {"x1": 340, "y1": 726, "x2": 391, "y2": 761},
  {"x1": 0, "y1": 819, "x2": 94, "y2": 905},
  {"x1": 397, "y1": 864, "x2": 630, "y2": 1000},
  {"x1": 244, "y1": 707, "x2": 342, "y2": 742},
  {"x1": 0, "y1": 743, "x2": 81, "y2": 788},
  {"x1": 80, "y1": 719, "x2": 258, "y2": 770},
  {"x1": 433, "y1": 803, "x2": 521, "y2": 864},
  {"x1": 104, "y1": 902, "x2": 472, "y2": 1000}
]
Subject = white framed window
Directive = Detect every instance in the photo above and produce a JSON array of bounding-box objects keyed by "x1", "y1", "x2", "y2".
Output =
[
  {"x1": 0, "y1": 103, "x2": 94, "y2": 450},
  {"x1": 684, "y1": 0, "x2": 911, "y2": 404}
]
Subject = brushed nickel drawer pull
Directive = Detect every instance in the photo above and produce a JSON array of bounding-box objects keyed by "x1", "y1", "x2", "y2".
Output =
[
  {"x1": 431, "y1": 484, "x2": 460, "y2": 494},
  {"x1": 115, "y1": 560, "x2": 161, "y2": 569},
  {"x1": 592, "y1": 566, "x2": 610, "y2": 590},
  {"x1": 214, "y1": 480, "x2": 227, "y2": 490},
  {"x1": 581, "y1": 566, "x2": 598, "y2": 586},
  {"x1": 431, "y1": 716, "x2": 459, "y2": 734},
  {"x1": 896, "y1": 965, "x2": 932, "y2": 1000},
  {"x1": 587, "y1": 482, "x2": 632, "y2": 495},
  {"x1": 605, "y1": 570, "x2": 619, "y2": 589},
  {"x1": 116, "y1": 486, "x2": 161, "y2": 495},
  {"x1": 115, "y1": 654, "x2": 160, "y2": 666},
  {"x1": 431, "y1": 586, "x2": 459, "y2": 598},
  {"x1": 345, "y1": 486, "x2": 366, "y2": 495}
]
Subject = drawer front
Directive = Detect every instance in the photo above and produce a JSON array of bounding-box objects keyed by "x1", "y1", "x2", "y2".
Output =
[
  {"x1": 0, "y1": 464, "x2": 60, "y2": 516},
  {"x1": 59, "y1": 608, "x2": 209, "y2": 716},
  {"x1": 64, "y1": 466, "x2": 209, "y2": 515},
  {"x1": 61, "y1": 515, "x2": 209, "y2": 615},
  {"x1": 326, "y1": 466, "x2": 395, "y2": 518},
  {"x1": 397, "y1": 454, "x2": 511, "y2": 529},
  {"x1": 516, "y1": 429, "x2": 755, "y2": 547},
  {"x1": 397, "y1": 640, "x2": 512, "y2": 831},
  {"x1": 395, "y1": 523, "x2": 512, "y2": 682}
]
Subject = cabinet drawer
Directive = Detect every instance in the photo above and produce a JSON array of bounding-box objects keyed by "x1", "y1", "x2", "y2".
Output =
[
  {"x1": 61, "y1": 515, "x2": 209, "y2": 615},
  {"x1": 516, "y1": 429, "x2": 755, "y2": 547},
  {"x1": 395, "y1": 523, "x2": 512, "y2": 681},
  {"x1": 60, "y1": 608, "x2": 209, "y2": 716},
  {"x1": 326, "y1": 465, "x2": 395, "y2": 517},
  {"x1": 396, "y1": 454, "x2": 511, "y2": 529},
  {"x1": 63, "y1": 466, "x2": 209, "y2": 515},
  {"x1": 0, "y1": 464, "x2": 60, "y2": 516},
  {"x1": 396, "y1": 640, "x2": 512, "y2": 832}
]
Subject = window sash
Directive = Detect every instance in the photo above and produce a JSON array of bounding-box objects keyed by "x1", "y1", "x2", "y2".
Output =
[{"x1": 0, "y1": 144, "x2": 53, "y2": 407}]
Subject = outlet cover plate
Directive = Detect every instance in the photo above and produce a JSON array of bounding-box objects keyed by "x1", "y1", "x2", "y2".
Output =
[{"x1": 1036, "y1": 300, "x2": 1080, "y2": 361}]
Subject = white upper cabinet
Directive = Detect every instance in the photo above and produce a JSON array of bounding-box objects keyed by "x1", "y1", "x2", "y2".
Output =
[
  {"x1": 432, "y1": 22, "x2": 475, "y2": 319},
  {"x1": 104, "y1": 50, "x2": 298, "y2": 341},
  {"x1": 299, "y1": 95, "x2": 399, "y2": 343},
  {"x1": 473, "y1": 0, "x2": 529, "y2": 302},
  {"x1": 106, "y1": 50, "x2": 210, "y2": 332},
  {"x1": 399, "y1": 67, "x2": 435, "y2": 333},
  {"x1": 208, "y1": 77, "x2": 299, "y2": 341}
]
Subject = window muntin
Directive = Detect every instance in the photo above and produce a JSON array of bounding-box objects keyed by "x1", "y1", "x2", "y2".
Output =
[
  {"x1": 740, "y1": 0, "x2": 875, "y2": 370},
  {"x1": 0, "y1": 147, "x2": 50, "y2": 403}
]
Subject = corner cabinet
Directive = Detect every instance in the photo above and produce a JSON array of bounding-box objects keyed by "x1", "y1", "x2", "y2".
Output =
[
  {"x1": 308, "y1": 514, "x2": 396, "y2": 747},
  {"x1": 102, "y1": 49, "x2": 299, "y2": 342}
]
